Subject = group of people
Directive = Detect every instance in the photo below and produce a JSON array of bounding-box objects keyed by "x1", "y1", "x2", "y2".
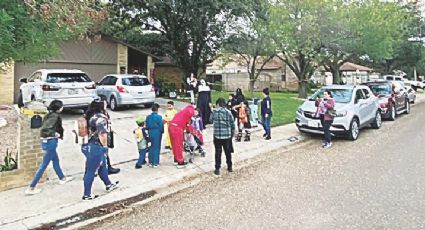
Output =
[{"x1": 24, "y1": 77, "x2": 274, "y2": 200}]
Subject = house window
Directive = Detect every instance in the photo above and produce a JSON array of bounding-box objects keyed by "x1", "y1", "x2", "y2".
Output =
[{"x1": 281, "y1": 74, "x2": 286, "y2": 81}]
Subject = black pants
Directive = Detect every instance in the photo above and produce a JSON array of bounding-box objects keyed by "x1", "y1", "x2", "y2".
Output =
[
  {"x1": 214, "y1": 137, "x2": 232, "y2": 170},
  {"x1": 320, "y1": 115, "x2": 333, "y2": 143}
]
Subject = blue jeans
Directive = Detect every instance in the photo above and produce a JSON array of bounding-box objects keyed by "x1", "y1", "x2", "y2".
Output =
[
  {"x1": 30, "y1": 138, "x2": 64, "y2": 188},
  {"x1": 136, "y1": 148, "x2": 148, "y2": 166},
  {"x1": 262, "y1": 115, "x2": 271, "y2": 136},
  {"x1": 83, "y1": 141, "x2": 111, "y2": 196}
]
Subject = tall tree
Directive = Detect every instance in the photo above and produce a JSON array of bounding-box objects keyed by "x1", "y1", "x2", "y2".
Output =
[
  {"x1": 0, "y1": 0, "x2": 106, "y2": 64},
  {"x1": 222, "y1": 0, "x2": 275, "y2": 95},
  {"x1": 268, "y1": 0, "x2": 324, "y2": 98},
  {"x1": 109, "y1": 0, "x2": 248, "y2": 79}
]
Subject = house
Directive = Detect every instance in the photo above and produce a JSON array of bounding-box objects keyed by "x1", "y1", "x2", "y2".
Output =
[
  {"x1": 0, "y1": 36, "x2": 161, "y2": 104},
  {"x1": 206, "y1": 56, "x2": 299, "y2": 92}
]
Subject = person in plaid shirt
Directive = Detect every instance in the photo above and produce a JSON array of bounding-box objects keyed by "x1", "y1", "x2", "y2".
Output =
[{"x1": 210, "y1": 98, "x2": 235, "y2": 175}]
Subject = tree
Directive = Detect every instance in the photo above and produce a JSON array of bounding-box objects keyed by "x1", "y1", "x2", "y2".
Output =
[
  {"x1": 268, "y1": 0, "x2": 325, "y2": 98},
  {"x1": 108, "y1": 0, "x2": 248, "y2": 79},
  {"x1": 222, "y1": 0, "x2": 275, "y2": 95},
  {"x1": 0, "y1": 0, "x2": 107, "y2": 64}
]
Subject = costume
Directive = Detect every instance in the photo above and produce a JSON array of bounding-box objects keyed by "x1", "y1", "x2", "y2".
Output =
[
  {"x1": 234, "y1": 88, "x2": 251, "y2": 142},
  {"x1": 164, "y1": 108, "x2": 177, "y2": 148},
  {"x1": 169, "y1": 105, "x2": 195, "y2": 164},
  {"x1": 249, "y1": 98, "x2": 259, "y2": 127},
  {"x1": 196, "y1": 80, "x2": 212, "y2": 129},
  {"x1": 146, "y1": 112, "x2": 164, "y2": 166}
]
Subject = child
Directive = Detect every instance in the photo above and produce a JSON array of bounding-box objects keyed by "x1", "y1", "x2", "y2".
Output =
[
  {"x1": 146, "y1": 103, "x2": 164, "y2": 168},
  {"x1": 249, "y1": 98, "x2": 259, "y2": 128},
  {"x1": 261, "y1": 88, "x2": 272, "y2": 140},
  {"x1": 164, "y1": 101, "x2": 177, "y2": 149},
  {"x1": 191, "y1": 109, "x2": 205, "y2": 156},
  {"x1": 237, "y1": 103, "x2": 251, "y2": 142},
  {"x1": 134, "y1": 116, "x2": 149, "y2": 169},
  {"x1": 25, "y1": 100, "x2": 73, "y2": 195}
]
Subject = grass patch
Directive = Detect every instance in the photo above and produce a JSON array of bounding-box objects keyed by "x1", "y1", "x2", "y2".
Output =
[{"x1": 211, "y1": 91, "x2": 303, "y2": 127}]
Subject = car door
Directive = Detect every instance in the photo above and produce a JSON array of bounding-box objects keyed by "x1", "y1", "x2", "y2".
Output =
[
  {"x1": 354, "y1": 89, "x2": 368, "y2": 125},
  {"x1": 21, "y1": 71, "x2": 42, "y2": 103},
  {"x1": 103, "y1": 76, "x2": 118, "y2": 101},
  {"x1": 96, "y1": 76, "x2": 109, "y2": 97},
  {"x1": 361, "y1": 88, "x2": 377, "y2": 120},
  {"x1": 393, "y1": 81, "x2": 405, "y2": 110}
]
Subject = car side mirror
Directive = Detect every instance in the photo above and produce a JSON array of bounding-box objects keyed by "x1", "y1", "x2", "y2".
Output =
[{"x1": 19, "y1": 78, "x2": 28, "y2": 83}]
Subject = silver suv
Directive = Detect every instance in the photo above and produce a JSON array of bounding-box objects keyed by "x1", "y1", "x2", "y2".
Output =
[
  {"x1": 18, "y1": 69, "x2": 97, "y2": 109},
  {"x1": 295, "y1": 85, "x2": 382, "y2": 140}
]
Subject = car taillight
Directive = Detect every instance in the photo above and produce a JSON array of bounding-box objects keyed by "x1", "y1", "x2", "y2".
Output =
[
  {"x1": 85, "y1": 84, "x2": 96, "y2": 90},
  {"x1": 42, "y1": 85, "x2": 61, "y2": 91},
  {"x1": 117, "y1": 85, "x2": 128, "y2": 93}
]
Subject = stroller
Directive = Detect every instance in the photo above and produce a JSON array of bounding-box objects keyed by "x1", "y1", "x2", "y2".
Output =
[{"x1": 184, "y1": 126, "x2": 206, "y2": 163}]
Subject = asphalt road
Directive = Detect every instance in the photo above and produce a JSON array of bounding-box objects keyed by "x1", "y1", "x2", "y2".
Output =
[{"x1": 85, "y1": 102, "x2": 425, "y2": 230}]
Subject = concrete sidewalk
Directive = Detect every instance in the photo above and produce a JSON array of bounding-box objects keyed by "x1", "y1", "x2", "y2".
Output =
[{"x1": 0, "y1": 106, "x2": 305, "y2": 230}]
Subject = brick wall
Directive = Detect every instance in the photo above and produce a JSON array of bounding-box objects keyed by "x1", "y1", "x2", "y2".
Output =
[
  {"x1": 0, "y1": 62, "x2": 15, "y2": 105},
  {"x1": 156, "y1": 66, "x2": 185, "y2": 90},
  {"x1": 0, "y1": 112, "x2": 46, "y2": 191}
]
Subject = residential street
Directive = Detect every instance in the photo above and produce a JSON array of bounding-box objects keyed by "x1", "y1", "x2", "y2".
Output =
[{"x1": 86, "y1": 102, "x2": 425, "y2": 230}]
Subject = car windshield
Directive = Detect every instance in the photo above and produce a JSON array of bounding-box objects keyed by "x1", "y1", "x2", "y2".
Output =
[
  {"x1": 46, "y1": 73, "x2": 91, "y2": 83},
  {"x1": 368, "y1": 84, "x2": 391, "y2": 95},
  {"x1": 309, "y1": 88, "x2": 353, "y2": 103},
  {"x1": 122, "y1": 77, "x2": 150, "y2": 86}
]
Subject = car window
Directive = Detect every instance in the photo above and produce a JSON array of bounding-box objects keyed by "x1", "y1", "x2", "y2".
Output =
[
  {"x1": 368, "y1": 84, "x2": 391, "y2": 95},
  {"x1": 386, "y1": 76, "x2": 393, "y2": 81},
  {"x1": 355, "y1": 89, "x2": 366, "y2": 102},
  {"x1": 98, "y1": 76, "x2": 110, "y2": 85},
  {"x1": 46, "y1": 73, "x2": 91, "y2": 83},
  {"x1": 29, "y1": 72, "x2": 42, "y2": 82},
  {"x1": 310, "y1": 88, "x2": 353, "y2": 103},
  {"x1": 109, "y1": 77, "x2": 117, "y2": 85},
  {"x1": 122, "y1": 77, "x2": 150, "y2": 86},
  {"x1": 362, "y1": 89, "x2": 372, "y2": 98},
  {"x1": 100, "y1": 76, "x2": 117, "y2": 86}
]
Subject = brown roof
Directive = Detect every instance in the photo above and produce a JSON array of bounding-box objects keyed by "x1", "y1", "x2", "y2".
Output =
[{"x1": 340, "y1": 62, "x2": 372, "y2": 72}]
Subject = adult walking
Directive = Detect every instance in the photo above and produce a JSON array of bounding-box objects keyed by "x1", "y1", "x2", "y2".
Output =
[
  {"x1": 145, "y1": 103, "x2": 164, "y2": 167},
  {"x1": 211, "y1": 98, "x2": 235, "y2": 176},
  {"x1": 197, "y1": 79, "x2": 212, "y2": 129},
  {"x1": 82, "y1": 100, "x2": 119, "y2": 200},
  {"x1": 315, "y1": 90, "x2": 335, "y2": 148},
  {"x1": 169, "y1": 105, "x2": 195, "y2": 168},
  {"x1": 25, "y1": 100, "x2": 72, "y2": 195},
  {"x1": 261, "y1": 88, "x2": 272, "y2": 140}
]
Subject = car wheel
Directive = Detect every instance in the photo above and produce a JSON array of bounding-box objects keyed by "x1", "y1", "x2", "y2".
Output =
[
  {"x1": 411, "y1": 96, "x2": 415, "y2": 104},
  {"x1": 389, "y1": 104, "x2": 396, "y2": 121},
  {"x1": 144, "y1": 103, "x2": 153, "y2": 108},
  {"x1": 371, "y1": 111, "x2": 382, "y2": 129},
  {"x1": 18, "y1": 92, "x2": 24, "y2": 108},
  {"x1": 110, "y1": 96, "x2": 119, "y2": 111},
  {"x1": 347, "y1": 118, "x2": 360, "y2": 141},
  {"x1": 404, "y1": 100, "x2": 410, "y2": 114}
]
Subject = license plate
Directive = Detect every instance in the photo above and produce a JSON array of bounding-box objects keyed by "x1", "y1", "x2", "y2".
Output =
[
  {"x1": 308, "y1": 120, "x2": 321, "y2": 128},
  {"x1": 68, "y1": 89, "x2": 79, "y2": 95}
]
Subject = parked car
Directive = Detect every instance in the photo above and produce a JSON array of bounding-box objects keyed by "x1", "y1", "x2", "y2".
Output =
[
  {"x1": 363, "y1": 80, "x2": 410, "y2": 121},
  {"x1": 383, "y1": 75, "x2": 403, "y2": 82},
  {"x1": 18, "y1": 69, "x2": 97, "y2": 109},
  {"x1": 405, "y1": 85, "x2": 416, "y2": 104},
  {"x1": 295, "y1": 85, "x2": 382, "y2": 141},
  {"x1": 96, "y1": 74, "x2": 155, "y2": 111},
  {"x1": 403, "y1": 79, "x2": 425, "y2": 90}
]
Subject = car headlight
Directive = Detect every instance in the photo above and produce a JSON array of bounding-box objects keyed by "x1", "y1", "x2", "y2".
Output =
[
  {"x1": 297, "y1": 107, "x2": 303, "y2": 114},
  {"x1": 336, "y1": 110, "x2": 347, "y2": 117}
]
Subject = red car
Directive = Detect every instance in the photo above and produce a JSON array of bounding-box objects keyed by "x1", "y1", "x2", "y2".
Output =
[{"x1": 363, "y1": 81, "x2": 410, "y2": 121}]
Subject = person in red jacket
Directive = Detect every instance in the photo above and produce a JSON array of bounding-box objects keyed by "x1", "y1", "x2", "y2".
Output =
[{"x1": 169, "y1": 105, "x2": 195, "y2": 168}]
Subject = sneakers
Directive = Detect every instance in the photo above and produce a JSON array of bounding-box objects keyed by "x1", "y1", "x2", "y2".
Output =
[
  {"x1": 200, "y1": 151, "x2": 206, "y2": 157},
  {"x1": 106, "y1": 181, "x2": 119, "y2": 192},
  {"x1": 323, "y1": 142, "x2": 332, "y2": 148},
  {"x1": 25, "y1": 187, "x2": 41, "y2": 195},
  {"x1": 82, "y1": 194, "x2": 99, "y2": 201},
  {"x1": 263, "y1": 133, "x2": 267, "y2": 137},
  {"x1": 135, "y1": 164, "x2": 142, "y2": 169},
  {"x1": 228, "y1": 167, "x2": 233, "y2": 172},
  {"x1": 150, "y1": 164, "x2": 159, "y2": 168},
  {"x1": 265, "y1": 135, "x2": 271, "y2": 140},
  {"x1": 214, "y1": 169, "x2": 220, "y2": 175},
  {"x1": 108, "y1": 167, "x2": 120, "y2": 175},
  {"x1": 59, "y1": 176, "x2": 73, "y2": 185},
  {"x1": 176, "y1": 161, "x2": 188, "y2": 169}
]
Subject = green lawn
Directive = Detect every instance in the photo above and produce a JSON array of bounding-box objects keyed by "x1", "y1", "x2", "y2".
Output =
[{"x1": 210, "y1": 91, "x2": 304, "y2": 127}]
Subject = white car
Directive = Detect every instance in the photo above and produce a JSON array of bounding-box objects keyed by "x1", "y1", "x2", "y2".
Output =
[
  {"x1": 295, "y1": 85, "x2": 382, "y2": 140},
  {"x1": 96, "y1": 74, "x2": 156, "y2": 110},
  {"x1": 18, "y1": 69, "x2": 97, "y2": 109}
]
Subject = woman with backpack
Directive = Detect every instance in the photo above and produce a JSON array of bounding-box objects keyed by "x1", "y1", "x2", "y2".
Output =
[
  {"x1": 25, "y1": 100, "x2": 73, "y2": 195},
  {"x1": 82, "y1": 100, "x2": 119, "y2": 200}
]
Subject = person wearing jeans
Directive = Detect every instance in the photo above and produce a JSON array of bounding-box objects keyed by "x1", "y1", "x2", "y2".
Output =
[
  {"x1": 315, "y1": 90, "x2": 335, "y2": 148},
  {"x1": 82, "y1": 100, "x2": 119, "y2": 201},
  {"x1": 211, "y1": 98, "x2": 235, "y2": 175},
  {"x1": 261, "y1": 88, "x2": 272, "y2": 140},
  {"x1": 26, "y1": 100, "x2": 72, "y2": 195}
]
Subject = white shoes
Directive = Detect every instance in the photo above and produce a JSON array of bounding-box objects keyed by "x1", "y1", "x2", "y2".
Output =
[
  {"x1": 59, "y1": 176, "x2": 73, "y2": 185},
  {"x1": 25, "y1": 188, "x2": 41, "y2": 195}
]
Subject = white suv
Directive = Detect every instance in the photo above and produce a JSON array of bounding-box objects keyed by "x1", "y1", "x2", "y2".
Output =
[{"x1": 18, "y1": 69, "x2": 97, "y2": 110}]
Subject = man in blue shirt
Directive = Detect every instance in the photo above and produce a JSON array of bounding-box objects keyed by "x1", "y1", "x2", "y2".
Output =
[{"x1": 261, "y1": 88, "x2": 272, "y2": 140}]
